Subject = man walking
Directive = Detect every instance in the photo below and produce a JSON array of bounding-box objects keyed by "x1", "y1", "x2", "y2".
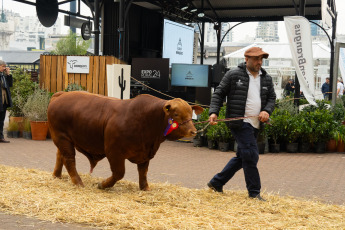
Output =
[
  {"x1": 0, "y1": 60, "x2": 13, "y2": 143},
  {"x1": 321, "y1": 77, "x2": 330, "y2": 100},
  {"x1": 207, "y1": 47, "x2": 276, "y2": 201}
]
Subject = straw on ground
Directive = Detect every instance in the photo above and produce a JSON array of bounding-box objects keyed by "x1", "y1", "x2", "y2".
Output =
[{"x1": 0, "y1": 165, "x2": 344, "y2": 229}]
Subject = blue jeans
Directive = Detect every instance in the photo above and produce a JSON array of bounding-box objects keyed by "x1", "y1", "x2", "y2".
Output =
[{"x1": 210, "y1": 122, "x2": 261, "y2": 197}]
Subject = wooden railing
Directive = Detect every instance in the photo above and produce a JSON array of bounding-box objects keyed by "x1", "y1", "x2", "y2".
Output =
[{"x1": 39, "y1": 55, "x2": 125, "y2": 96}]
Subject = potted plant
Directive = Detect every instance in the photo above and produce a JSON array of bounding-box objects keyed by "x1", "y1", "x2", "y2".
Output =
[
  {"x1": 193, "y1": 108, "x2": 209, "y2": 147},
  {"x1": 7, "y1": 121, "x2": 20, "y2": 138},
  {"x1": 265, "y1": 111, "x2": 285, "y2": 153},
  {"x1": 206, "y1": 125, "x2": 217, "y2": 149},
  {"x1": 309, "y1": 109, "x2": 337, "y2": 153},
  {"x1": 22, "y1": 86, "x2": 51, "y2": 140},
  {"x1": 216, "y1": 122, "x2": 231, "y2": 152},
  {"x1": 22, "y1": 118, "x2": 32, "y2": 140},
  {"x1": 283, "y1": 113, "x2": 301, "y2": 153}
]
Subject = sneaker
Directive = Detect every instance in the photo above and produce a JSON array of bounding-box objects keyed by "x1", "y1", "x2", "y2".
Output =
[
  {"x1": 207, "y1": 181, "x2": 223, "y2": 193},
  {"x1": 249, "y1": 194, "x2": 266, "y2": 201}
]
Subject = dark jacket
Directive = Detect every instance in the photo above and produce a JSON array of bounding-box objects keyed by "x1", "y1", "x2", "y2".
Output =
[
  {"x1": 209, "y1": 62, "x2": 276, "y2": 129},
  {"x1": 321, "y1": 82, "x2": 330, "y2": 95},
  {"x1": 0, "y1": 73, "x2": 13, "y2": 112}
]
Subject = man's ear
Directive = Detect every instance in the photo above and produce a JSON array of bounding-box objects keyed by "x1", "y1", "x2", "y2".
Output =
[{"x1": 192, "y1": 105, "x2": 203, "y2": 115}]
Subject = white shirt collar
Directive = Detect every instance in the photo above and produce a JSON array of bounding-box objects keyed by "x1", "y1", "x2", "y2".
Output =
[{"x1": 246, "y1": 68, "x2": 262, "y2": 77}]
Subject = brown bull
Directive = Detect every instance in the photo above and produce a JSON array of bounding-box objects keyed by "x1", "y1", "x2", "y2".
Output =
[{"x1": 47, "y1": 91, "x2": 203, "y2": 191}]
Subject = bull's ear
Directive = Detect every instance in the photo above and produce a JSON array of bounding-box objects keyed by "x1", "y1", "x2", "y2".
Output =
[
  {"x1": 192, "y1": 105, "x2": 203, "y2": 115},
  {"x1": 163, "y1": 102, "x2": 171, "y2": 116}
]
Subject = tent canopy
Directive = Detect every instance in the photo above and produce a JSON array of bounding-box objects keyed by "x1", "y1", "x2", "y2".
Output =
[{"x1": 224, "y1": 42, "x2": 331, "y2": 60}]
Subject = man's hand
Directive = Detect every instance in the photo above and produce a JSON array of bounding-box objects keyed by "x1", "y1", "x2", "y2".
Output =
[
  {"x1": 258, "y1": 111, "x2": 269, "y2": 122},
  {"x1": 209, "y1": 113, "x2": 218, "y2": 125}
]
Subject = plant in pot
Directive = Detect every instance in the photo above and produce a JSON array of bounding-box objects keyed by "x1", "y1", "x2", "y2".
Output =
[
  {"x1": 283, "y1": 113, "x2": 301, "y2": 153},
  {"x1": 265, "y1": 111, "x2": 285, "y2": 153},
  {"x1": 216, "y1": 122, "x2": 231, "y2": 152},
  {"x1": 8, "y1": 68, "x2": 36, "y2": 136},
  {"x1": 309, "y1": 109, "x2": 337, "y2": 153},
  {"x1": 297, "y1": 111, "x2": 313, "y2": 153},
  {"x1": 193, "y1": 108, "x2": 209, "y2": 147},
  {"x1": 22, "y1": 86, "x2": 51, "y2": 140},
  {"x1": 22, "y1": 118, "x2": 32, "y2": 140},
  {"x1": 206, "y1": 124, "x2": 218, "y2": 149},
  {"x1": 335, "y1": 124, "x2": 345, "y2": 152},
  {"x1": 7, "y1": 121, "x2": 20, "y2": 138}
]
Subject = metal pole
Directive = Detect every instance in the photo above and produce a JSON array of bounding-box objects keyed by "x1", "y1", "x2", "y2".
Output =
[
  {"x1": 200, "y1": 22, "x2": 205, "y2": 64},
  {"x1": 70, "y1": 0, "x2": 76, "y2": 33},
  {"x1": 294, "y1": 0, "x2": 305, "y2": 107},
  {"x1": 216, "y1": 22, "x2": 221, "y2": 65},
  {"x1": 331, "y1": 42, "x2": 340, "y2": 106},
  {"x1": 93, "y1": 0, "x2": 100, "y2": 55},
  {"x1": 330, "y1": 12, "x2": 337, "y2": 103}
]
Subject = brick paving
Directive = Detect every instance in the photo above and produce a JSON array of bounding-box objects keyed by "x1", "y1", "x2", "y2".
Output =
[{"x1": 1, "y1": 126, "x2": 345, "y2": 228}]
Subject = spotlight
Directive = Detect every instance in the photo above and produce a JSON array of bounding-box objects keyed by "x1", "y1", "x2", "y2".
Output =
[
  {"x1": 181, "y1": 6, "x2": 188, "y2": 10},
  {"x1": 190, "y1": 8, "x2": 197, "y2": 12},
  {"x1": 198, "y1": 12, "x2": 204, "y2": 17}
]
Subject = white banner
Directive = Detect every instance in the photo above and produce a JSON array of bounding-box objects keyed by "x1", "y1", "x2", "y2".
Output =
[
  {"x1": 340, "y1": 48, "x2": 345, "y2": 81},
  {"x1": 284, "y1": 16, "x2": 316, "y2": 105},
  {"x1": 66, "y1": 56, "x2": 90, "y2": 74},
  {"x1": 106, "y1": 64, "x2": 131, "y2": 99}
]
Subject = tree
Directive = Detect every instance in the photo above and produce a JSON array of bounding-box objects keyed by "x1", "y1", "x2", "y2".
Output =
[{"x1": 51, "y1": 30, "x2": 92, "y2": 55}]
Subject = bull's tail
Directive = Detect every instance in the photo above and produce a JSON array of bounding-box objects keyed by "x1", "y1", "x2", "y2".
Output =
[{"x1": 50, "y1": 91, "x2": 65, "y2": 103}]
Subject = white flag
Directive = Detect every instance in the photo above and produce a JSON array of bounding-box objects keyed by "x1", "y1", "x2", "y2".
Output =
[{"x1": 284, "y1": 16, "x2": 316, "y2": 105}]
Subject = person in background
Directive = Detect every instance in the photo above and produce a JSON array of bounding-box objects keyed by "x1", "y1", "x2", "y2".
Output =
[
  {"x1": 284, "y1": 79, "x2": 295, "y2": 97},
  {"x1": 321, "y1": 77, "x2": 330, "y2": 100},
  {"x1": 337, "y1": 78, "x2": 344, "y2": 98},
  {"x1": 0, "y1": 60, "x2": 13, "y2": 143},
  {"x1": 207, "y1": 47, "x2": 276, "y2": 201}
]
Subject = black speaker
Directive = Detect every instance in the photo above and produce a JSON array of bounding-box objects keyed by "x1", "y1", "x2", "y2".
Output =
[
  {"x1": 212, "y1": 64, "x2": 225, "y2": 84},
  {"x1": 36, "y1": 0, "x2": 58, "y2": 27}
]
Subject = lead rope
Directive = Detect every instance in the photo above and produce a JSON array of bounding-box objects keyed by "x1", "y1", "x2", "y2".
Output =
[{"x1": 194, "y1": 115, "x2": 272, "y2": 133}]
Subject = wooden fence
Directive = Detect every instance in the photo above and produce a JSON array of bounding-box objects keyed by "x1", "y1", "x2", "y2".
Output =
[{"x1": 39, "y1": 55, "x2": 125, "y2": 96}]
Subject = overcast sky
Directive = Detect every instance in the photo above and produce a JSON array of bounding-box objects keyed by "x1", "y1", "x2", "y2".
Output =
[{"x1": 3, "y1": 0, "x2": 345, "y2": 42}]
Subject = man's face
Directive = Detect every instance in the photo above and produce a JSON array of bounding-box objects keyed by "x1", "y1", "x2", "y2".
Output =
[
  {"x1": 326, "y1": 79, "x2": 330, "y2": 84},
  {"x1": 0, "y1": 65, "x2": 6, "y2": 73},
  {"x1": 245, "y1": 56, "x2": 264, "y2": 73}
]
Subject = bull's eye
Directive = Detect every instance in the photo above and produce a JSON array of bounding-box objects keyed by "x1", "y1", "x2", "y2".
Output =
[{"x1": 174, "y1": 113, "x2": 178, "y2": 117}]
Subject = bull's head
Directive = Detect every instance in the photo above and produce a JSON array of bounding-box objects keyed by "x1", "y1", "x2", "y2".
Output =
[{"x1": 163, "y1": 98, "x2": 203, "y2": 141}]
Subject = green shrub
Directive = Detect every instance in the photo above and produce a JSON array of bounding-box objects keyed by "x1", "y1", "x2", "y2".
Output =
[
  {"x1": 7, "y1": 121, "x2": 19, "y2": 131},
  {"x1": 8, "y1": 68, "x2": 37, "y2": 117},
  {"x1": 23, "y1": 86, "x2": 51, "y2": 121}
]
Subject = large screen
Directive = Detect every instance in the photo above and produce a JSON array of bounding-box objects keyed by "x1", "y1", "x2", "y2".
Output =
[
  {"x1": 163, "y1": 19, "x2": 194, "y2": 66},
  {"x1": 131, "y1": 58, "x2": 170, "y2": 91},
  {"x1": 171, "y1": 64, "x2": 209, "y2": 87}
]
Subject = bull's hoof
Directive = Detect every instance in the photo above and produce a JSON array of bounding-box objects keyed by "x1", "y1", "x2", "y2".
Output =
[
  {"x1": 140, "y1": 186, "x2": 150, "y2": 191},
  {"x1": 98, "y1": 182, "x2": 104, "y2": 189},
  {"x1": 52, "y1": 174, "x2": 62, "y2": 179}
]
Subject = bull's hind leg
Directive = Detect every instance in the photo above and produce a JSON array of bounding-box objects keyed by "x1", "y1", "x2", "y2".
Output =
[
  {"x1": 98, "y1": 156, "x2": 125, "y2": 189},
  {"x1": 54, "y1": 141, "x2": 84, "y2": 186},
  {"x1": 137, "y1": 161, "x2": 150, "y2": 191},
  {"x1": 53, "y1": 149, "x2": 63, "y2": 178}
]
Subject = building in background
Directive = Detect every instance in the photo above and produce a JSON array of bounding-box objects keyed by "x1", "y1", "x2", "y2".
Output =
[
  {"x1": 255, "y1": 21, "x2": 279, "y2": 42},
  {"x1": 0, "y1": 9, "x2": 61, "y2": 51}
]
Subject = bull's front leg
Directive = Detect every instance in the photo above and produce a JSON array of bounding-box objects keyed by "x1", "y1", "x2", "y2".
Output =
[
  {"x1": 98, "y1": 156, "x2": 125, "y2": 189},
  {"x1": 137, "y1": 161, "x2": 150, "y2": 191}
]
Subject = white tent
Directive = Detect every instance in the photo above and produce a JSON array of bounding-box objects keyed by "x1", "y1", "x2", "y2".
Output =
[{"x1": 223, "y1": 42, "x2": 330, "y2": 59}]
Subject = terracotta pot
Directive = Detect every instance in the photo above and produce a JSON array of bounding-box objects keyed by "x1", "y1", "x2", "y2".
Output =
[
  {"x1": 327, "y1": 139, "x2": 337, "y2": 152},
  {"x1": 336, "y1": 140, "x2": 345, "y2": 152},
  {"x1": 9, "y1": 116, "x2": 24, "y2": 137},
  {"x1": 30, "y1": 121, "x2": 49, "y2": 140}
]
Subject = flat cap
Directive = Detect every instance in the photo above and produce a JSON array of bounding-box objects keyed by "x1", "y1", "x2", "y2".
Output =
[{"x1": 244, "y1": 47, "x2": 269, "y2": 59}]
